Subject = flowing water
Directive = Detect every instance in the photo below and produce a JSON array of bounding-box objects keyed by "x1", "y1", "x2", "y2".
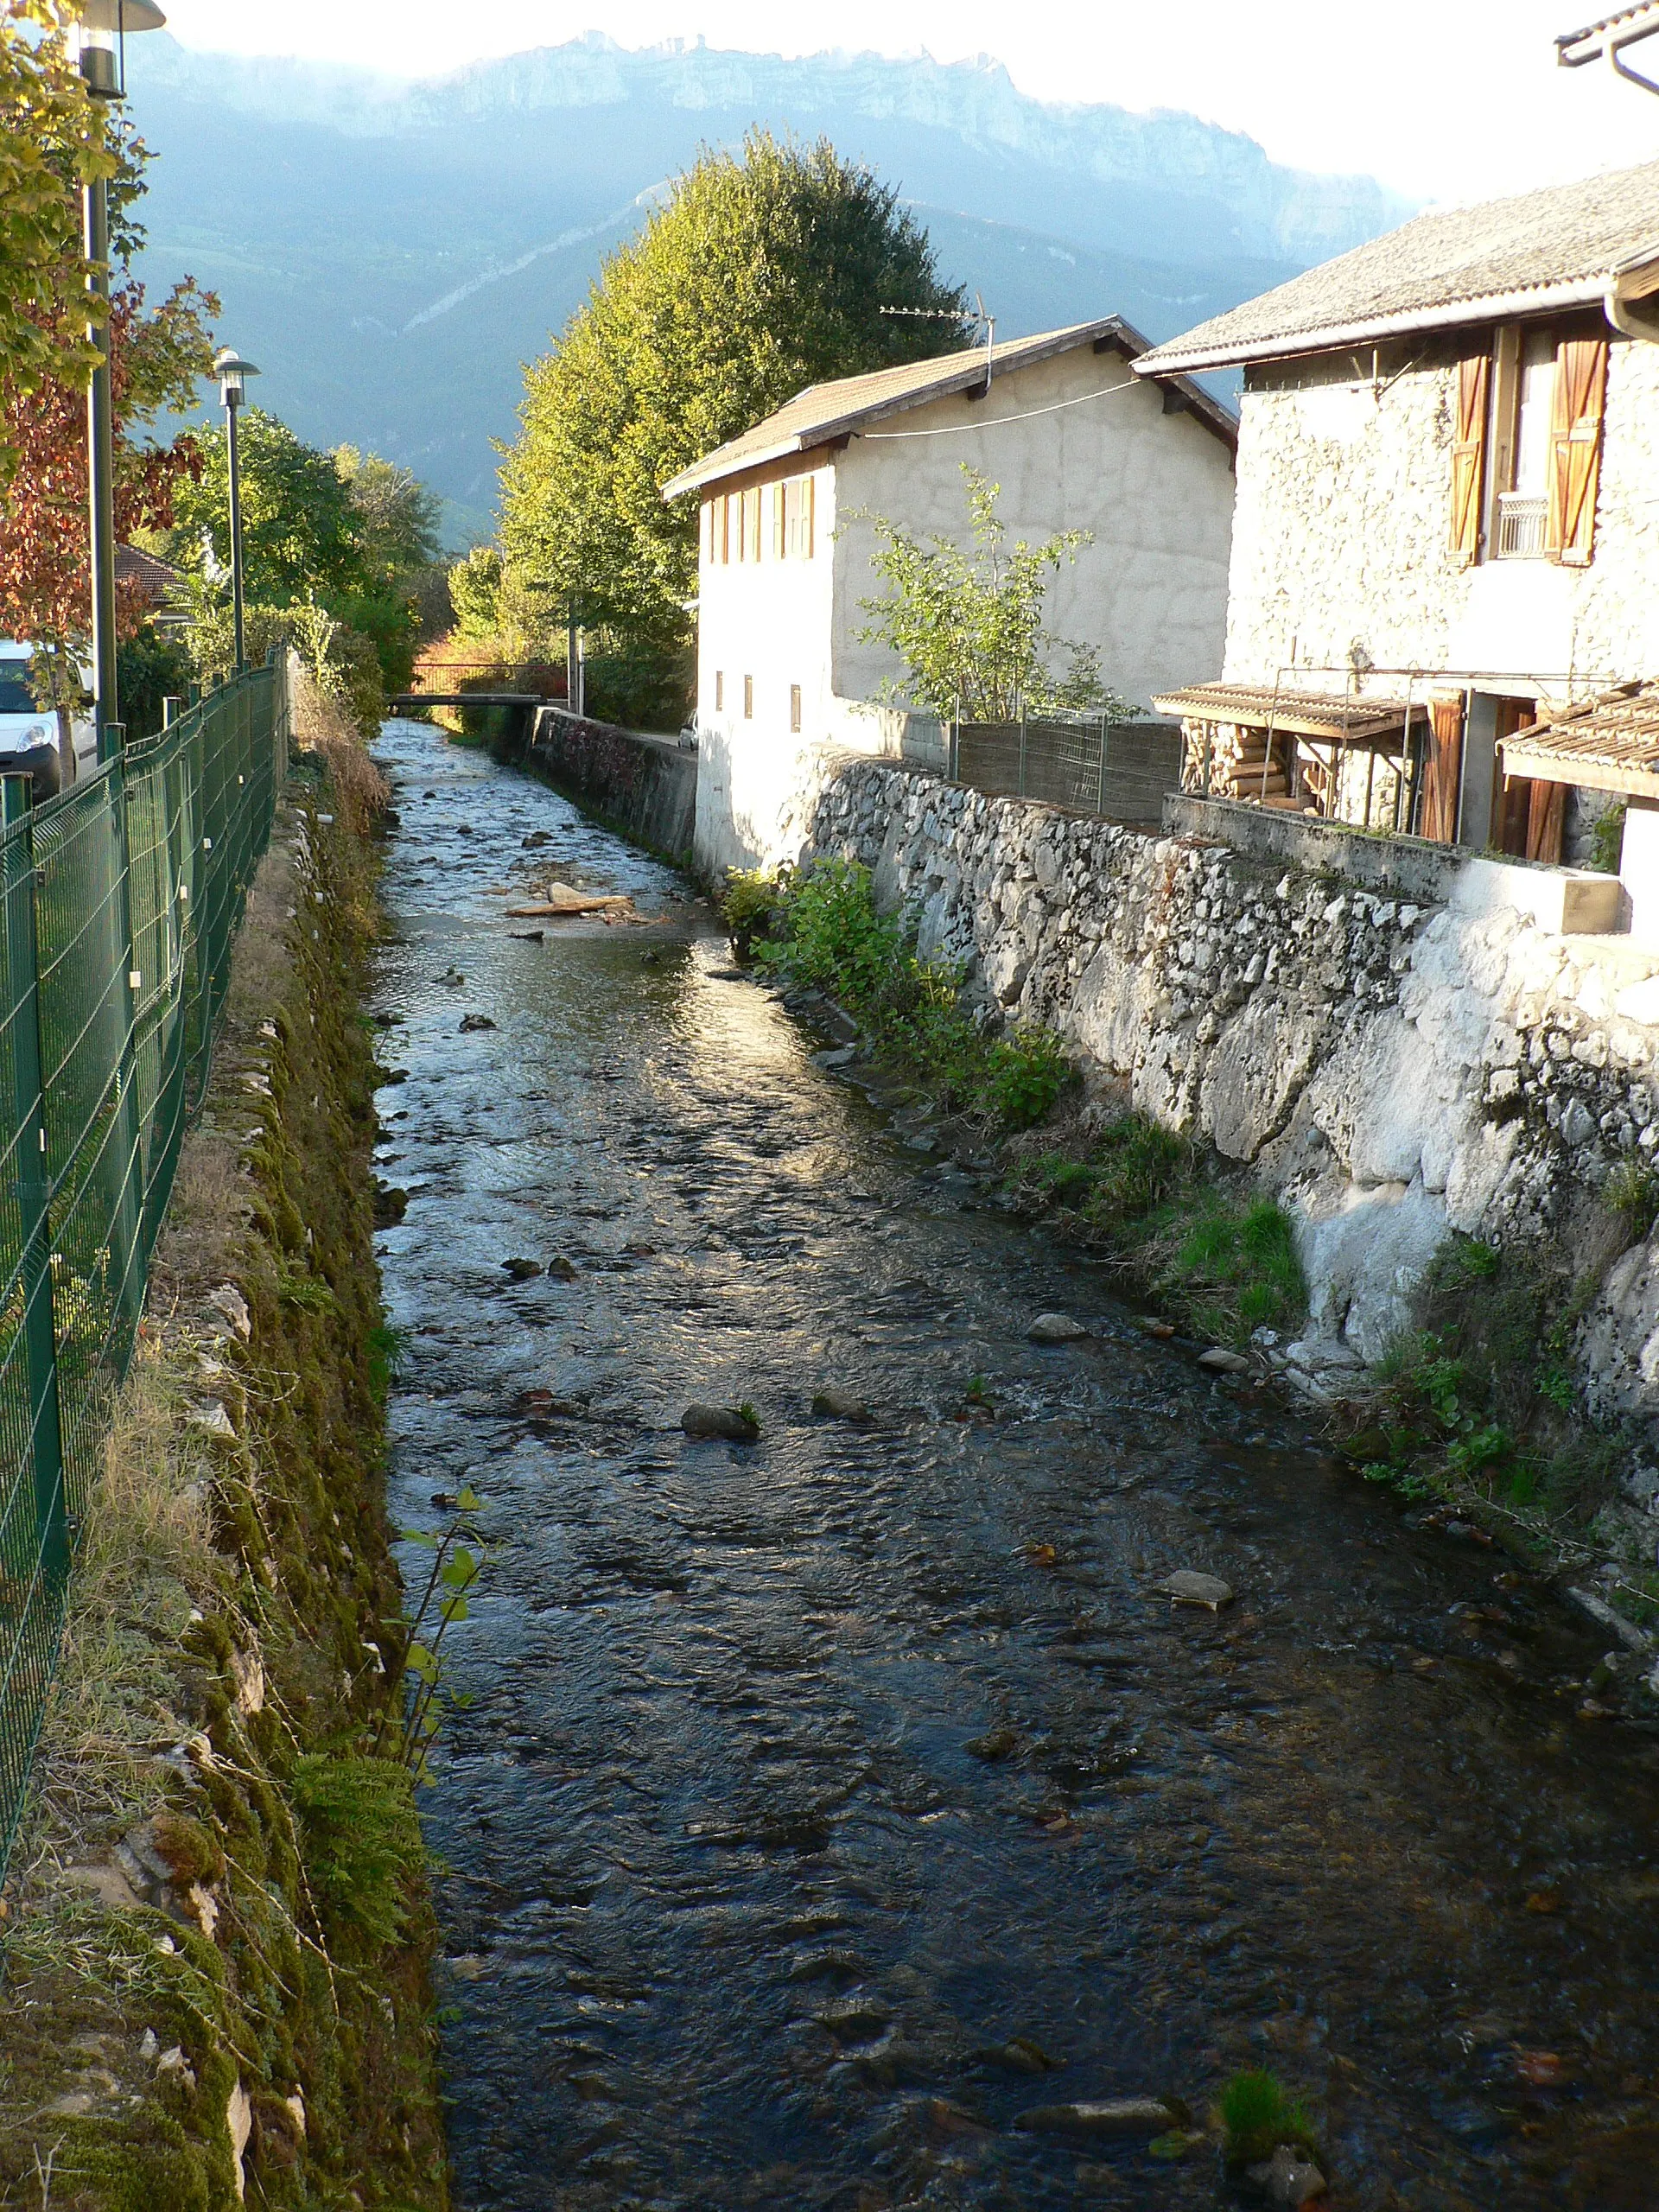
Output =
[{"x1": 369, "y1": 721, "x2": 1659, "y2": 2212}]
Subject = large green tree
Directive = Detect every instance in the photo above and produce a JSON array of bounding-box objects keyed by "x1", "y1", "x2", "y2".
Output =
[
  {"x1": 499, "y1": 130, "x2": 968, "y2": 648},
  {"x1": 168, "y1": 408, "x2": 363, "y2": 606}
]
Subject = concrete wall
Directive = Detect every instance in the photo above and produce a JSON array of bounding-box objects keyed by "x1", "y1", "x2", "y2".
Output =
[
  {"x1": 689, "y1": 340, "x2": 1237, "y2": 879},
  {"x1": 1223, "y1": 332, "x2": 1659, "y2": 692},
  {"x1": 795, "y1": 757, "x2": 1659, "y2": 1578},
  {"x1": 528, "y1": 707, "x2": 697, "y2": 865}
]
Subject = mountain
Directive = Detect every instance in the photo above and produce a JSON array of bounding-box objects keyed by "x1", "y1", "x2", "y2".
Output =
[{"x1": 125, "y1": 34, "x2": 1414, "y2": 544}]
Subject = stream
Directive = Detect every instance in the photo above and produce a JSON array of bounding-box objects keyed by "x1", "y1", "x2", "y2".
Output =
[{"x1": 369, "y1": 720, "x2": 1659, "y2": 2212}]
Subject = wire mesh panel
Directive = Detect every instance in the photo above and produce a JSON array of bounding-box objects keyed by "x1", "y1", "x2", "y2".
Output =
[
  {"x1": 953, "y1": 717, "x2": 1183, "y2": 824},
  {"x1": 0, "y1": 658, "x2": 285, "y2": 1878}
]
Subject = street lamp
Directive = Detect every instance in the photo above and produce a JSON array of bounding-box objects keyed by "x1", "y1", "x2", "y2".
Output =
[
  {"x1": 213, "y1": 349, "x2": 261, "y2": 670},
  {"x1": 71, "y1": 1, "x2": 167, "y2": 760}
]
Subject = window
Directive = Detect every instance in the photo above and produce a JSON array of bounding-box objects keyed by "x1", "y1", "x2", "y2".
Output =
[
  {"x1": 714, "y1": 671, "x2": 724, "y2": 709},
  {"x1": 1465, "y1": 321, "x2": 1608, "y2": 566},
  {"x1": 743, "y1": 675, "x2": 753, "y2": 720},
  {"x1": 779, "y1": 474, "x2": 815, "y2": 559},
  {"x1": 733, "y1": 485, "x2": 762, "y2": 562},
  {"x1": 789, "y1": 683, "x2": 802, "y2": 734}
]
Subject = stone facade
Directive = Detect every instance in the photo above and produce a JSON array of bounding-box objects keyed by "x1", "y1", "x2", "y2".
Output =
[
  {"x1": 799, "y1": 756, "x2": 1659, "y2": 1572},
  {"x1": 1223, "y1": 334, "x2": 1659, "y2": 694}
]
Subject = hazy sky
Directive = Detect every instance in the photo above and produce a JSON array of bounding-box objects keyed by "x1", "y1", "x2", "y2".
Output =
[{"x1": 151, "y1": 0, "x2": 1658, "y2": 204}]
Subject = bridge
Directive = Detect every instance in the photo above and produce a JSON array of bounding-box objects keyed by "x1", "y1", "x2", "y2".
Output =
[{"x1": 389, "y1": 691, "x2": 549, "y2": 712}]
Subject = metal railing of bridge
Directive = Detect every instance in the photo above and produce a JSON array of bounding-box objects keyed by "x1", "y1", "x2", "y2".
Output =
[{"x1": 0, "y1": 658, "x2": 287, "y2": 1879}]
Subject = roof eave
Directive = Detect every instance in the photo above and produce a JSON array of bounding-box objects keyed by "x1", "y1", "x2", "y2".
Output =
[
  {"x1": 663, "y1": 315, "x2": 1166, "y2": 499},
  {"x1": 1134, "y1": 275, "x2": 1617, "y2": 378}
]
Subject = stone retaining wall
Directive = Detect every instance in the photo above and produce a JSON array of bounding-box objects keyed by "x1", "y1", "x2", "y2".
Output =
[
  {"x1": 801, "y1": 759, "x2": 1659, "y2": 1548},
  {"x1": 529, "y1": 706, "x2": 697, "y2": 865}
]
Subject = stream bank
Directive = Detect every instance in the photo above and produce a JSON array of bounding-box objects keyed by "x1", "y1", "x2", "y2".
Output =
[
  {"x1": 0, "y1": 777, "x2": 448, "y2": 2209},
  {"x1": 372, "y1": 720, "x2": 1659, "y2": 2212}
]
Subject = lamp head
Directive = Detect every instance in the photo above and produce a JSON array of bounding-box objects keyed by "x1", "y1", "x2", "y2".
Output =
[
  {"x1": 213, "y1": 348, "x2": 260, "y2": 408},
  {"x1": 71, "y1": 2, "x2": 166, "y2": 98}
]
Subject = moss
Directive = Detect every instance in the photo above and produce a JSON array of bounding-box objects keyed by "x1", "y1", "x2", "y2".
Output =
[{"x1": 0, "y1": 780, "x2": 448, "y2": 2209}]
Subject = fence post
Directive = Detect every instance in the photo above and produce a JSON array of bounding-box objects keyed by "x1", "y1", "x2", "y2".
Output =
[
  {"x1": 1096, "y1": 713, "x2": 1108, "y2": 817},
  {"x1": 2, "y1": 778, "x2": 68, "y2": 1580},
  {"x1": 103, "y1": 734, "x2": 149, "y2": 1341},
  {"x1": 1018, "y1": 702, "x2": 1027, "y2": 798}
]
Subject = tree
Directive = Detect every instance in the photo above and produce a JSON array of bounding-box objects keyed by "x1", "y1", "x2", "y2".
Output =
[
  {"x1": 334, "y1": 445, "x2": 443, "y2": 586},
  {"x1": 0, "y1": 1, "x2": 112, "y2": 482},
  {"x1": 0, "y1": 277, "x2": 216, "y2": 757},
  {"x1": 499, "y1": 130, "x2": 968, "y2": 652},
  {"x1": 168, "y1": 409, "x2": 363, "y2": 607},
  {"x1": 854, "y1": 467, "x2": 1128, "y2": 723}
]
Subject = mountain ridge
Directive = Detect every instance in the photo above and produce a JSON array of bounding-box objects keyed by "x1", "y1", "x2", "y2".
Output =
[{"x1": 124, "y1": 35, "x2": 1413, "y2": 537}]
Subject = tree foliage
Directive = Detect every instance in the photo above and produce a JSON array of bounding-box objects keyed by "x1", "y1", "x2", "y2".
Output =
[
  {"x1": 334, "y1": 444, "x2": 443, "y2": 586},
  {"x1": 0, "y1": 276, "x2": 215, "y2": 736},
  {"x1": 0, "y1": 1, "x2": 114, "y2": 478},
  {"x1": 499, "y1": 130, "x2": 968, "y2": 647},
  {"x1": 855, "y1": 466, "x2": 1128, "y2": 722},
  {"x1": 168, "y1": 409, "x2": 364, "y2": 607}
]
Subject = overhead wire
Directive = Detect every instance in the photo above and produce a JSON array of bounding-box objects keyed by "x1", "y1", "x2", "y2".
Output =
[{"x1": 857, "y1": 377, "x2": 1142, "y2": 439}]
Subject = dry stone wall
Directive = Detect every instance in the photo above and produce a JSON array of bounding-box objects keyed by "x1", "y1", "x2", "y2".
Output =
[{"x1": 801, "y1": 760, "x2": 1659, "y2": 1527}]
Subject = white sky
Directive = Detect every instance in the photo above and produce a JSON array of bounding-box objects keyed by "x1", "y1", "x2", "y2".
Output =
[{"x1": 149, "y1": 0, "x2": 1659, "y2": 205}]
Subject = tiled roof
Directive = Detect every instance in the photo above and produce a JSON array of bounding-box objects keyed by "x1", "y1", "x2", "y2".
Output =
[
  {"x1": 1151, "y1": 681, "x2": 1422, "y2": 742},
  {"x1": 1135, "y1": 156, "x2": 1659, "y2": 374},
  {"x1": 1500, "y1": 680, "x2": 1659, "y2": 795},
  {"x1": 114, "y1": 543, "x2": 184, "y2": 605},
  {"x1": 662, "y1": 316, "x2": 1235, "y2": 498}
]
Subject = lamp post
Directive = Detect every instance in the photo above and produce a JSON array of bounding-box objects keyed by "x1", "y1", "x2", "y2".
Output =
[
  {"x1": 213, "y1": 350, "x2": 261, "y2": 670},
  {"x1": 71, "y1": 0, "x2": 167, "y2": 761}
]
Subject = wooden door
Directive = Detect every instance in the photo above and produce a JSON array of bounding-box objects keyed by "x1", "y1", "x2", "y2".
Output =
[
  {"x1": 1420, "y1": 696, "x2": 1465, "y2": 842},
  {"x1": 1490, "y1": 698, "x2": 1550, "y2": 858}
]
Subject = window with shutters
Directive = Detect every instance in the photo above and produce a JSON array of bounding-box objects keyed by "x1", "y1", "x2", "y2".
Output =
[
  {"x1": 743, "y1": 675, "x2": 753, "y2": 720},
  {"x1": 1479, "y1": 321, "x2": 1607, "y2": 565},
  {"x1": 789, "y1": 683, "x2": 802, "y2": 734},
  {"x1": 714, "y1": 671, "x2": 723, "y2": 709}
]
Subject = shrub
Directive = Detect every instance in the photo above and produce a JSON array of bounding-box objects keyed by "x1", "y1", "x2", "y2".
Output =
[
  {"x1": 721, "y1": 867, "x2": 783, "y2": 961},
  {"x1": 1219, "y1": 2069, "x2": 1318, "y2": 2167},
  {"x1": 291, "y1": 1753, "x2": 424, "y2": 1952}
]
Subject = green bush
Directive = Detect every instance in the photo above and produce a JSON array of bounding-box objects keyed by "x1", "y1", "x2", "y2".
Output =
[
  {"x1": 1160, "y1": 1195, "x2": 1305, "y2": 1345},
  {"x1": 291, "y1": 1754, "x2": 425, "y2": 1952}
]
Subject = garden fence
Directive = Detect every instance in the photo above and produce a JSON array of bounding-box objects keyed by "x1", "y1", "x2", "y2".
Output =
[
  {"x1": 950, "y1": 714, "x2": 1182, "y2": 824},
  {"x1": 0, "y1": 658, "x2": 287, "y2": 1878}
]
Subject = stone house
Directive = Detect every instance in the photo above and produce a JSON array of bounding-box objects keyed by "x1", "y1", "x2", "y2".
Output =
[
  {"x1": 661, "y1": 317, "x2": 1237, "y2": 875},
  {"x1": 1134, "y1": 156, "x2": 1659, "y2": 933}
]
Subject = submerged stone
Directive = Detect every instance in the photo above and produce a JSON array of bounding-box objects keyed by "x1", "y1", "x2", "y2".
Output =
[
  {"x1": 1027, "y1": 1313, "x2": 1090, "y2": 1344},
  {"x1": 681, "y1": 1403, "x2": 760, "y2": 1443},
  {"x1": 1159, "y1": 1570, "x2": 1235, "y2": 1610},
  {"x1": 1017, "y1": 2096, "x2": 1183, "y2": 2136},
  {"x1": 811, "y1": 1387, "x2": 871, "y2": 1421}
]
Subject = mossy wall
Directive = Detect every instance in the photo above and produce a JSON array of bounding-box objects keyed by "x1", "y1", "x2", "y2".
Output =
[{"x1": 0, "y1": 776, "x2": 447, "y2": 2209}]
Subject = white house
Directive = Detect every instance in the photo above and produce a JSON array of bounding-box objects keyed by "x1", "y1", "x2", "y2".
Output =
[
  {"x1": 1134, "y1": 156, "x2": 1659, "y2": 933},
  {"x1": 661, "y1": 317, "x2": 1238, "y2": 874}
]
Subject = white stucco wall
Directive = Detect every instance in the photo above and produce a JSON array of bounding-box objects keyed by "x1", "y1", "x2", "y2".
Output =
[
  {"x1": 688, "y1": 342, "x2": 1237, "y2": 875},
  {"x1": 830, "y1": 346, "x2": 1236, "y2": 714},
  {"x1": 1222, "y1": 333, "x2": 1659, "y2": 693}
]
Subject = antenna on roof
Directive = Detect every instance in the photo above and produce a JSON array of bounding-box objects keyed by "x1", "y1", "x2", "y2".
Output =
[
  {"x1": 880, "y1": 293, "x2": 995, "y2": 394},
  {"x1": 1556, "y1": 4, "x2": 1659, "y2": 94}
]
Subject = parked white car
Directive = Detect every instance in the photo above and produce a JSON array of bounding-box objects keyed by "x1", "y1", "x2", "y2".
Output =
[{"x1": 0, "y1": 641, "x2": 97, "y2": 798}]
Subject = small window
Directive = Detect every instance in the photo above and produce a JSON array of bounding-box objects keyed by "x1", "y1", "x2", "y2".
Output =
[
  {"x1": 743, "y1": 675, "x2": 753, "y2": 720},
  {"x1": 789, "y1": 683, "x2": 802, "y2": 734},
  {"x1": 781, "y1": 475, "x2": 815, "y2": 559},
  {"x1": 714, "y1": 671, "x2": 724, "y2": 709}
]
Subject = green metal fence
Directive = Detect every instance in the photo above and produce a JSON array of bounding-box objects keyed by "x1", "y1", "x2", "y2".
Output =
[{"x1": 0, "y1": 658, "x2": 288, "y2": 1878}]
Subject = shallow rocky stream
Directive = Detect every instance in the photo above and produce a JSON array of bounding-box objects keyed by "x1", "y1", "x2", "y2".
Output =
[{"x1": 369, "y1": 721, "x2": 1659, "y2": 2212}]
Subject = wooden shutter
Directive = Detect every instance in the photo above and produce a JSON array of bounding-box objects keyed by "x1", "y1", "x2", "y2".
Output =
[
  {"x1": 773, "y1": 482, "x2": 786, "y2": 560},
  {"x1": 1450, "y1": 353, "x2": 1490, "y2": 566},
  {"x1": 1545, "y1": 334, "x2": 1607, "y2": 567},
  {"x1": 1525, "y1": 777, "x2": 1566, "y2": 864},
  {"x1": 1420, "y1": 696, "x2": 1465, "y2": 842},
  {"x1": 801, "y1": 475, "x2": 815, "y2": 560}
]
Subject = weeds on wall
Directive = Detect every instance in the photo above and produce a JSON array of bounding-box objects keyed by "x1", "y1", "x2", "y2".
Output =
[
  {"x1": 1337, "y1": 1229, "x2": 1641, "y2": 1585},
  {"x1": 738, "y1": 857, "x2": 1072, "y2": 1133},
  {"x1": 734, "y1": 858, "x2": 1306, "y2": 1344},
  {"x1": 1016, "y1": 1120, "x2": 1305, "y2": 1347}
]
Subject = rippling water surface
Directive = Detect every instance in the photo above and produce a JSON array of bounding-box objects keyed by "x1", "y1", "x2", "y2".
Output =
[{"x1": 370, "y1": 723, "x2": 1659, "y2": 2212}]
